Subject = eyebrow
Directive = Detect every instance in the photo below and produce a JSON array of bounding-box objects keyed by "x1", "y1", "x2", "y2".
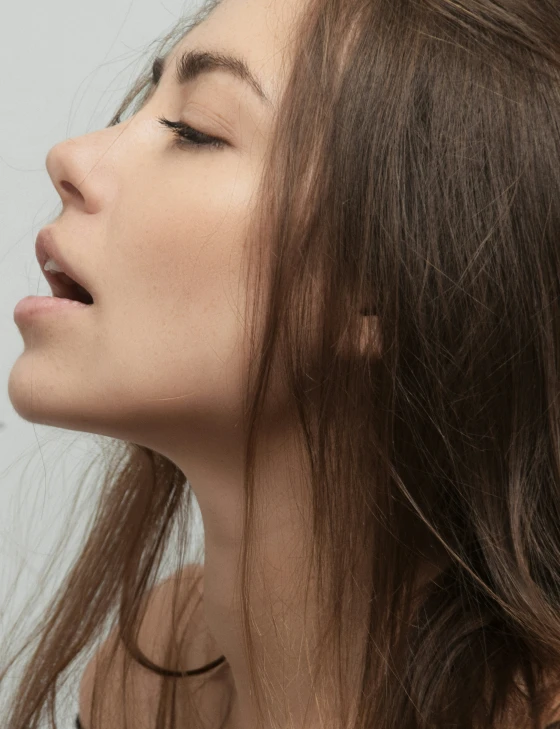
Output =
[{"x1": 153, "y1": 49, "x2": 273, "y2": 109}]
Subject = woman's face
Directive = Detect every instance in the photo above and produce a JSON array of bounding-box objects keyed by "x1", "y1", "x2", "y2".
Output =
[{"x1": 9, "y1": 0, "x2": 303, "y2": 458}]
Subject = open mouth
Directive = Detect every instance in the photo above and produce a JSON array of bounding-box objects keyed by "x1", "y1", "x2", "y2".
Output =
[{"x1": 45, "y1": 269, "x2": 94, "y2": 305}]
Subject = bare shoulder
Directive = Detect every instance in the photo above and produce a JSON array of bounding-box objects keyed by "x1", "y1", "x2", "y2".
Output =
[{"x1": 78, "y1": 563, "x2": 226, "y2": 729}]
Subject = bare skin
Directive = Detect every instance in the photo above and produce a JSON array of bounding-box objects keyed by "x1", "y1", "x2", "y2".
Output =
[
  {"x1": 15, "y1": 0, "x2": 560, "y2": 727},
  {"x1": 9, "y1": 1, "x2": 443, "y2": 728},
  {"x1": 8, "y1": 1, "x2": 326, "y2": 725}
]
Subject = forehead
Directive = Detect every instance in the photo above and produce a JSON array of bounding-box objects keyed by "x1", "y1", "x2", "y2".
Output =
[{"x1": 168, "y1": 0, "x2": 305, "y2": 105}]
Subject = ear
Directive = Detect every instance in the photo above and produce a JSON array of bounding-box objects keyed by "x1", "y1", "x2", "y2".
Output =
[
  {"x1": 357, "y1": 310, "x2": 382, "y2": 359},
  {"x1": 334, "y1": 307, "x2": 382, "y2": 361}
]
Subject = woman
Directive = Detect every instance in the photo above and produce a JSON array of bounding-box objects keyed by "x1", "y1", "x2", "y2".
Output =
[{"x1": 5, "y1": 0, "x2": 560, "y2": 726}]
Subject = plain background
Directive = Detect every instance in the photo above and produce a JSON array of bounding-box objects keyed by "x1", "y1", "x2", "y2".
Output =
[{"x1": 1, "y1": 0, "x2": 207, "y2": 724}]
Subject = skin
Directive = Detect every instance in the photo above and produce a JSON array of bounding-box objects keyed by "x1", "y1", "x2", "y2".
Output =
[
  {"x1": 8, "y1": 0, "x2": 416, "y2": 729},
  {"x1": 8, "y1": 1, "x2": 438, "y2": 727},
  {"x1": 11, "y1": 0, "x2": 560, "y2": 725},
  {"x1": 8, "y1": 0, "x2": 329, "y2": 726}
]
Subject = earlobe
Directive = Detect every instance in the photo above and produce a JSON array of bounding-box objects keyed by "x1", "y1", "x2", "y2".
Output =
[
  {"x1": 358, "y1": 313, "x2": 382, "y2": 359},
  {"x1": 335, "y1": 310, "x2": 382, "y2": 360}
]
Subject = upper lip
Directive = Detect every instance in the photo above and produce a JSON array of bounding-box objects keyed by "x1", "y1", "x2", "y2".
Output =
[{"x1": 35, "y1": 228, "x2": 94, "y2": 301}]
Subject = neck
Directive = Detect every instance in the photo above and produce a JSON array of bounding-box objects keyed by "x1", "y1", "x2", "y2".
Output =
[
  {"x1": 202, "y1": 516, "x2": 372, "y2": 729},
  {"x1": 178, "y1": 427, "x2": 444, "y2": 729},
  {"x1": 189, "y1": 427, "x2": 360, "y2": 729}
]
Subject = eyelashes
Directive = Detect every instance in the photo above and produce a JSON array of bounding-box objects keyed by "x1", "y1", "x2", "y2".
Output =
[
  {"x1": 107, "y1": 63, "x2": 229, "y2": 151},
  {"x1": 156, "y1": 116, "x2": 228, "y2": 150},
  {"x1": 152, "y1": 60, "x2": 227, "y2": 150},
  {"x1": 108, "y1": 114, "x2": 228, "y2": 151}
]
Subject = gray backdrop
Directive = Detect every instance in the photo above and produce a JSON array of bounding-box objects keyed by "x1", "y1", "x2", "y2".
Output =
[{"x1": 0, "y1": 1, "x2": 207, "y2": 724}]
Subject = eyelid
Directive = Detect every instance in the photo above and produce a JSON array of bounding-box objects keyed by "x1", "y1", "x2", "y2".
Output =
[
  {"x1": 158, "y1": 117, "x2": 228, "y2": 149},
  {"x1": 185, "y1": 102, "x2": 236, "y2": 141},
  {"x1": 150, "y1": 62, "x2": 238, "y2": 145}
]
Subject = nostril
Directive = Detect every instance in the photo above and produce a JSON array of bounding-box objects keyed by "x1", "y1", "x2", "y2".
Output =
[{"x1": 60, "y1": 180, "x2": 82, "y2": 196}]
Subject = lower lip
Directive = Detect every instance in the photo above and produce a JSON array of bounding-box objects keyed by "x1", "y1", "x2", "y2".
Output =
[{"x1": 14, "y1": 296, "x2": 92, "y2": 325}]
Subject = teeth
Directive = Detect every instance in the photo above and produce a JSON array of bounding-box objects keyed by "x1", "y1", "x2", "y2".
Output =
[{"x1": 44, "y1": 258, "x2": 65, "y2": 274}]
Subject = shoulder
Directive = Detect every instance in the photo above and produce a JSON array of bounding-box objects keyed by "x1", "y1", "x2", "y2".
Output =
[{"x1": 79, "y1": 563, "x2": 215, "y2": 729}]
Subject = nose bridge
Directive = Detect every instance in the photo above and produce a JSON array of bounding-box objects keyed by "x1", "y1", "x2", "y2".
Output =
[{"x1": 45, "y1": 125, "x2": 123, "y2": 211}]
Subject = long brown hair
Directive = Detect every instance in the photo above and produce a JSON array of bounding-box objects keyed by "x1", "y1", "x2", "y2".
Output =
[{"x1": 4, "y1": 0, "x2": 560, "y2": 727}]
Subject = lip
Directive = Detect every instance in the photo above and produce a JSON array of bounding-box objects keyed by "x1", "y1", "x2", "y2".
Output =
[
  {"x1": 14, "y1": 295, "x2": 93, "y2": 327},
  {"x1": 35, "y1": 227, "x2": 94, "y2": 302}
]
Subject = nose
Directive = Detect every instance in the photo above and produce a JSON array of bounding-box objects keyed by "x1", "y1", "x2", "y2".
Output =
[
  {"x1": 45, "y1": 125, "x2": 121, "y2": 214},
  {"x1": 45, "y1": 142, "x2": 89, "y2": 210}
]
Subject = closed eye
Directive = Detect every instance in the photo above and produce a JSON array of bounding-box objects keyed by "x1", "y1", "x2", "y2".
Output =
[{"x1": 157, "y1": 116, "x2": 228, "y2": 150}]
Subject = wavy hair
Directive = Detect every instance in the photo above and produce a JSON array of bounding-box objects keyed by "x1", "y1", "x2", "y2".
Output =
[{"x1": 4, "y1": 0, "x2": 560, "y2": 727}]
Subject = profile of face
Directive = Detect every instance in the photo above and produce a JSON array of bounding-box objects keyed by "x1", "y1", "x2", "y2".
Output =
[{"x1": 9, "y1": 0, "x2": 305, "y2": 464}]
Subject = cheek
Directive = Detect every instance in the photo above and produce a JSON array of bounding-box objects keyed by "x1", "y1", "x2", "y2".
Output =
[
  {"x1": 6, "y1": 157, "x2": 285, "y2": 446},
  {"x1": 110, "y1": 158, "x2": 254, "y2": 312},
  {"x1": 91, "y1": 168, "x2": 256, "y2": 425}
]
